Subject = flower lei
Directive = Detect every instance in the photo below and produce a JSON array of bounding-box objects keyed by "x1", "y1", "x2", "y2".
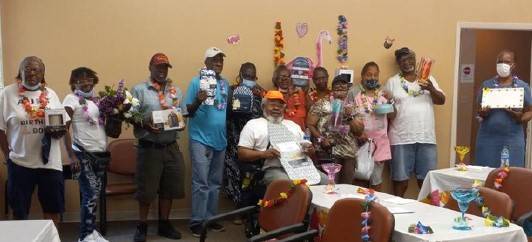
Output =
[
  {"x1": 359, "y1": 188, "x2": 376, "y2": 242},
  {"x1": 400, "y1": 76, "x2": 425, "y2": 97},
  {"x1": 17, "y1": 80, "x2": 48, "y2": 119},
  {"x1": 150, "y1": 79, "x2": 180, "y2": 110},
  {"x1": 257, "y1": 179, "x2": 307, "y2": 208},
  {"x1": 475, "y1": 195, "x2": 510, "y2": 227},
  {"x1": 360, "y1": 88, "x2": 383, "y2": 114},
  {"x1": 273, "y1": 21, "x2": 285, "y2": 66},
  {"x1": 74, "y1": 90, "x2": 100, "y2": 125},
  {"x1": 493, "y1": 165, "x2": 510, "y2": 189},
  {"x1": 421, "y1": 189, "x2": 451, "y2": 207},
  {"x1": 336, "y1": 15, "x2": 348, "y2": 65},
  {"x1": 408, "y1": 221, "x2": 434, "y2": 234}
]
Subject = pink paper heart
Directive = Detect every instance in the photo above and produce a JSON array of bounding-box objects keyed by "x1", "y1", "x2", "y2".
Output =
[{"x1": 296, "y1": 23, "x2": 308, "y2": 38}]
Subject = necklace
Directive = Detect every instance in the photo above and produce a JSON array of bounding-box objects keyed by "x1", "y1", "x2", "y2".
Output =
[
  {"x1": 400, "y1": 76, "x2": 424, "y2": 97},
  {"x1": 17, "y1": 80, "x2": 48, "y2": 119}
]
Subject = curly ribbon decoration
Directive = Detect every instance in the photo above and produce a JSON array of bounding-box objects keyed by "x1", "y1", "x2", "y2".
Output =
[{"x1": 316, "y1": 30, "x2": 332, "y2": 67}]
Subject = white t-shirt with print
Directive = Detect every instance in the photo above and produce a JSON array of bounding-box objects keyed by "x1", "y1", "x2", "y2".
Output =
[
  {"x1": 238, "y1": 117, "x2": 304, "y2": 169},
  {"x1": 63, "y1": 93, "x2": 107, "y2": 152},
  {"x1": 0, "y1": 84, "x2": 69, "y2": 171},
  {"x1": 383, "y1": 74, "x2": 445, "y2": 145}
]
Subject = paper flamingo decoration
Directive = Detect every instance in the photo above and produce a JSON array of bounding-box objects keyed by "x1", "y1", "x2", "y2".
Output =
[{"x1": 316, "y1": 30, "x2": 332, "y2": 67}]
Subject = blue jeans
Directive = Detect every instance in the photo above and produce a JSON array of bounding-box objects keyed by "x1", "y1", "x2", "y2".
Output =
[
  {"x1": 189, "y1": 140, "x2": 226, "y2": 227},
  {"x1": 75, "y1": 151, "x2": 105, "y2": 240}
]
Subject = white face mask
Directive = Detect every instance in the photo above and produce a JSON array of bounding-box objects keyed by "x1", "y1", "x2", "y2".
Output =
[{"x1": 496, "y1": 63, "x2": 512, "y2": 78}]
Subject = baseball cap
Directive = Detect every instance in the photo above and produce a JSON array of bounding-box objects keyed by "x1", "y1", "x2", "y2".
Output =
[
  {"x1": 150, "y1": 53, "x2": 172, "y2": 68},
  {"x1": 204, "y1": 47, "x2": 226, "y2": 59},
  {"x1": 264, "y1": 90, "x2": 286, "y2": 103}
]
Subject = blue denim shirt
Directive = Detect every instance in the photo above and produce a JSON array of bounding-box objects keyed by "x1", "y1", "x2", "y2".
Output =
[{"x1": 131, "y1": 79, "x2": 187, "y2": 143}]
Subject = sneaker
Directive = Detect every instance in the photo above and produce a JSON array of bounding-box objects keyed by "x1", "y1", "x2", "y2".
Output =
[
  {"x1": 134, "y1": 222, "x2": 148, "y2": 242},
  {"x1": 189, "y1": 225, "x2": 202, "y2": 238},
  {"x1": 91, "y1": 230, "x2": 109, "y2": 242},
  {"x1": 157, "y1": 220, "x2": 182, "y2": 240},
  {"x1": 209, "y1": 222, "x2": 225, "y2": 232}
]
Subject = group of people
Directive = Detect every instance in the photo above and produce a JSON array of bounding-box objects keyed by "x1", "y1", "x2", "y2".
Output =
[{"x1": 0, "y1": 46, "x2": 530, "y2": 242}]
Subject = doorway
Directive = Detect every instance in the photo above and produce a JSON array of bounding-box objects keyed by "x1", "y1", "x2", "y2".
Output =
[{"x1": 451, "y1": 22, "x2": 532, "y2": 168}]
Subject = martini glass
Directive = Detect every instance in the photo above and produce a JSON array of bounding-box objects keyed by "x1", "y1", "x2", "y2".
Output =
[
  {"x1": 321, "y1": 163, "x2": 342, "y2": 194},
  {"x1": 450, "y1": 187, "x2": 479, "y2": 230}
]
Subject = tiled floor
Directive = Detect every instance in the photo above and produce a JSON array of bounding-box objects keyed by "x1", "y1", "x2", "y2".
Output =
[{"x1": 60, "y1": 220, "x2": 247, "y2": 242}]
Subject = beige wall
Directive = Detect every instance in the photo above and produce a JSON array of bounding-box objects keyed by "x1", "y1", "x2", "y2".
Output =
[{"x1": 2, "y1": 0, "x2": 532, "y2": 221}]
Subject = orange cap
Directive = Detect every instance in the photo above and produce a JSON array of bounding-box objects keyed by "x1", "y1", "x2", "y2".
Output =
[{"x1": 264, "y1": 90, "x2": 286, "y2": 103}]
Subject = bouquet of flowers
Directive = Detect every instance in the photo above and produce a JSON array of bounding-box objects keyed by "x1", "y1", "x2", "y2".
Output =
[{"x1": 98, "y1": 79, "x2": 142, "y2": 138}]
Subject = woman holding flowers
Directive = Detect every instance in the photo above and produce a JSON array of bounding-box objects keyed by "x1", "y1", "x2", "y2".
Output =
[{"x1": 63, "y1": 67, "x2": 111, "y2": 242}]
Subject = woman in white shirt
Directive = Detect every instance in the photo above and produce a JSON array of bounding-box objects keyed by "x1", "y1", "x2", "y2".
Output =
[
  {"x1": 63, "y1": 67, "x2": 109, "y2": 242},
  {"x1": 0, "y1": 56, "x2": 68, "y2": 225}
]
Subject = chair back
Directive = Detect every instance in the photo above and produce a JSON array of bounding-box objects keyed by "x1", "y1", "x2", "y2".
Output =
[
  {"x1": 258, "y1": 179, "x2": 312, "y2": 232},
  {"x1": 445, "y1": 187, "x2": 513, "y2": 219},
  {"x1": 108, "y1": 139, "x2": 137, "y2": 176},
  {"x1": 320, "y1": 198, "x2": 394, "y2": 242},
  {"x1": 485, "y1": 167, "x2": 532, "y2": 220}
]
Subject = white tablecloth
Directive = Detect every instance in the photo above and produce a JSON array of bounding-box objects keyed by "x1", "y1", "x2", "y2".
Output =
[
  {"x1": 309, "y1": 184, "x2": 527, "y2": 242},
  {"x1": 0, "y1": 220, "x2": 60, "y2": 242},
  {"x1": 418, "y1": 166, "x2": 494, "y2": 201}
]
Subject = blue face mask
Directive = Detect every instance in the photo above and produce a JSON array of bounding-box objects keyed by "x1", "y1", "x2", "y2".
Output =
[
  {"x1": 242, "y1": 79, "x2": 256, "y2": 88},
  {"x1": 22, "y1": 82, "x2": 41, "y2": 91},
  {"x1": 364, "y1": 79, "x2": 380, "y2": 90}
]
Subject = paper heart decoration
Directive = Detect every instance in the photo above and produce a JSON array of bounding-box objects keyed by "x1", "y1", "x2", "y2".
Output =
[
  {"x1": 296, "y1": 23, "x2": 308, "y2": 38},
  {"x1": 227, "y1": 34, "x2": 240, "y2": 45}
]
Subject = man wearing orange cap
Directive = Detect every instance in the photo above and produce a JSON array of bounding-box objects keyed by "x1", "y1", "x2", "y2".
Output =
[
  {"x1": 131, "y1": 53, "x2": 187, "y2": 241},
  {"x1": 237, "y1": 91, "x2": 325, "y2": 185}
]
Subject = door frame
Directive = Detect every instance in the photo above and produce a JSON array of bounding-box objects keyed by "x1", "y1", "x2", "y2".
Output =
[{"x1": 451, "y1": 22, "x2": 532, "y2": 167}]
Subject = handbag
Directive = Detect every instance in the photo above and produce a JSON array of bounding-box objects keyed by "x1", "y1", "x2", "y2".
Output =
[{"x1": 354, "y1": 139, "x2": 376, "y2": 180}]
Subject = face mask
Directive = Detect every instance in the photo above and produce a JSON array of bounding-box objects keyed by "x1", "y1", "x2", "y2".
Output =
[
  {"x1": 242, "y1": 79, "x2": 256, "y2": 88},
  {"x1": 20, "y1": 71, "x2": 41, "y2": 91},
  {"x1": 75, "y1": 89, "x2": 94, "y2": 98},
  {"x1": 496, "y1": 63, "x2": 512, "y2": 78},
  {"x1": 22, "y1": 82, "x2": 41, "y2": 91},
  {"x1": 364, "y1": 79, "x2": 380, "y2": 90}
]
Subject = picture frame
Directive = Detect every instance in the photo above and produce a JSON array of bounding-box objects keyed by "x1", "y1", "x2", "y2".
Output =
[
  {"x1": 152, "y1": 109, "x2": 185, "y2": 131},
  {"x1": 45, "y1": 108, "x2": 67, "y2": 127}
]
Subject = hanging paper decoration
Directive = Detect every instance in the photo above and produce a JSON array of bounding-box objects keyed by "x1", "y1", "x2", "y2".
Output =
[
  {"x1": 257, "y1": 179, "x2": 307, "y2": 208},
  {"x1": 274, "y1": 21, "x2": 286, "y2": 66},
  {"x1": 315, "y1": 30, "x2": 332, "y2": 67},
  {"x1": 383, "y1": 36, "x2": 395, "y2": 49},
  {"x1": 287, "y1": 57, "x2": 314, "y2": 89},
  {"x1": 296, "y1": 22, "x2": 309, "y2": 38},
  {"x1": 336, "y1": 15, "x2": 348, "y2": 65},
  {"x1": 227, "y1": 34, "x2": 240, "y2": 45}
]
